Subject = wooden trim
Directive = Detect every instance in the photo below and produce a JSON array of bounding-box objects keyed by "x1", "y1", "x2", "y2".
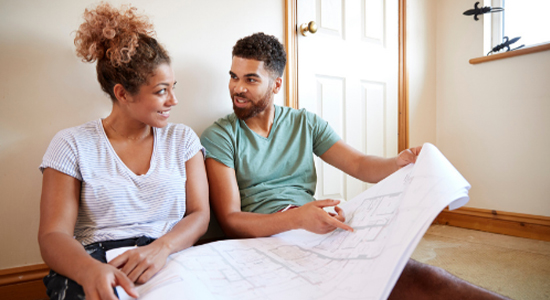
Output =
[
  {"x1": 470, "y1": 42, "x2": 550, "y2": 64},
  {"x1": 398, "y1": 0, "x2": 409, "y2": 152},
  {"x1": 0, "y1": 264, "x2": 49, "y2": 286},
  {"x1": 0, "y1": 264, "x2": 49, "y2": 300},
  {"x1": 285, "y1": 0, "x2": 299, "y2": 109},
  {"x1": 434, "y1": 207, "x2": 550, "y2": 242}
]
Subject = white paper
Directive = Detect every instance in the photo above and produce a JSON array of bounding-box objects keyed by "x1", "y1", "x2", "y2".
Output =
[
  {"x1": 106, "y1": 247, "x2": 191, "y2": 300},
  {"x1": 107, "y1": 143, "x2": 470, "y2": 300}
]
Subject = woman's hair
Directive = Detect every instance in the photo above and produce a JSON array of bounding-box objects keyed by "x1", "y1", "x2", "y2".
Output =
[
  {"x1": 74, "y1": 3, "x2": 170, "y2": 101},
  {"x1": 232, "y1": 32, "x2": 286, "y2": 78}
]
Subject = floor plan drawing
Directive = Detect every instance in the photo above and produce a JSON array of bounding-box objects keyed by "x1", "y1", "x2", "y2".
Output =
[{"x1": 112, "y1": 143, "x2": 471, "y2": 300}]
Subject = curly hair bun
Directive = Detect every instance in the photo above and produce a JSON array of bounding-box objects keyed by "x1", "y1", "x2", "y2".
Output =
[{"x1": 74, "y1": 2, "x2": 155, "y2": 67}]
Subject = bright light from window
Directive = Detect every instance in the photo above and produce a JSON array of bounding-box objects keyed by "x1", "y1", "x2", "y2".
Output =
[{"x1": 504, "y1": 0, "x2": 550, "y2": 47}]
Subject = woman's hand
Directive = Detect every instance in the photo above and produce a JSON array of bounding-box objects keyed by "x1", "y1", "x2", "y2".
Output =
[
  {"x1": 108, "y1": 242, "x2": 171, "y2": 284},
  {"x1": 79, "y1": 261, "x2": 139, "y2": 300}
]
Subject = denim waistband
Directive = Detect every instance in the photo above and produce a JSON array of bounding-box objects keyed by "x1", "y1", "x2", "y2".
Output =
[{"x1": 84, "y1": 236, "x2": 155, "y2": 252}]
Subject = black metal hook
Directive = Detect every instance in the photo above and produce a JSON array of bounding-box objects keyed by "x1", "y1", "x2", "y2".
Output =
[
  {"x1": 487, "y1": 36, "x2": 525, "y2": 56},
  {"x1": 463, "y1": 1, "x2": 504, "y2": 21}
]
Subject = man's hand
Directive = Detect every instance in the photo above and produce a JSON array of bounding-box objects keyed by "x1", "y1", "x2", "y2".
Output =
[
  {"x1": 294, "y1": 200, "x2": 354, "y2": 234},
  {"x1": 80, "y1": 262, "x2": 139, "y2": 300},
  {"x1": 396, "y1": 146, "x2": 422, "y2": 168},
  {"x1": 108, "y1": 242, "x2": 171, "y2": 284}
]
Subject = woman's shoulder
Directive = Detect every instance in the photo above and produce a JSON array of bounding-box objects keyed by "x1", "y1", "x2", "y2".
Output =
[
  {"x1": 157, "y1": 123, "x2": 203, "y2": 159},
  {"x1": 50, "y1": 119, "x2": 102, "y2": 144},
  {"x1": 157, "y1": 123, "x2": 199, "y2": 141},
  {"x1": 40, "y1": 120, "x2": 102, "y2": 176}
]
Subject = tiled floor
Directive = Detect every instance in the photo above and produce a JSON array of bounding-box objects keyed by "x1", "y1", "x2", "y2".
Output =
[{"x1": 411, "y1": 225, "x2": 550, "y2": 300}]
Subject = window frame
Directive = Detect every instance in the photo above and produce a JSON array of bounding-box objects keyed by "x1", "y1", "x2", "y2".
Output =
[{"x1": 472, "y1": 0, "x2": 550, "y2": 64}]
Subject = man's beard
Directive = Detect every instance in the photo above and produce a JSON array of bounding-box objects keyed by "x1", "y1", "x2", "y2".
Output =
[{"x1": 232, "y1": 89, "x2": 272, "y2": 120}]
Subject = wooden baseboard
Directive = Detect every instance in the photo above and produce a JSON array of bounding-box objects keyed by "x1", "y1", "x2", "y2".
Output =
[
  {"x1": 434, "y1": 207, "x2": 550, "y2": 242},
  {"x1": 0, "y1": 263, "x2": 49, "y2": 300}
]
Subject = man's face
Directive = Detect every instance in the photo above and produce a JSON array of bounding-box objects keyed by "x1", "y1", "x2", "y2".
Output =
[{"x1": 229, "y1": 57, "x2": 280, "y2": 120}]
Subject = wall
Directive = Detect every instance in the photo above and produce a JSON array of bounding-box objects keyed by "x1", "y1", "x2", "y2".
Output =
[
  {"x1": 408, "y1": 0, "x2": 550, "y2": 217},
  {"x1": 436, "y1": 0, "x2": 550, "y2": 216},
  {"x1": 0, "y1": 0, "x2": 284, "y2": 270},
  {"x1": 407, "y1": 0, "x2": 437, "y2": 147}
]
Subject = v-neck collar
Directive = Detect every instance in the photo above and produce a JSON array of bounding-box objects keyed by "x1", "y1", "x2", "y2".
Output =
[
  {"x1": 240, "y1": 105, "x2": 280, "y2": 140},
  {"x1": 98, "y1": 119, "x2": 157, "y2": 178}
]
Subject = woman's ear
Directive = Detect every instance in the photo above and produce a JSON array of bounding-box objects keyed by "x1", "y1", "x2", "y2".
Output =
[{"x1": 113, "y1": 84, "x2": 130, "y2": 104}]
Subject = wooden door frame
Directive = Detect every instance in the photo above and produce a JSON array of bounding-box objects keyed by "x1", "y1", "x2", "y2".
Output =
[{"x1": 284, "y1": 0, "x2": 409, "y2": 152}]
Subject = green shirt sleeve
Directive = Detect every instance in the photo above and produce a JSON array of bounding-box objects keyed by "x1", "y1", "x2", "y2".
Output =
[{"x1": 306, "y1": 110, "x2": 341, "y2": 156}]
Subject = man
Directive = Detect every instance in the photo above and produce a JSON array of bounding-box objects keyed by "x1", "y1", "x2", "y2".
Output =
[{"x1": 201, "y1": 32, "x2": 509, "y2": 300}]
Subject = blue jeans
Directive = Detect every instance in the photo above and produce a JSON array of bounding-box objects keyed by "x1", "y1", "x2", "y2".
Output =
[{"x1": 43, "y1": 236, "x2": 155, "y2": 300}]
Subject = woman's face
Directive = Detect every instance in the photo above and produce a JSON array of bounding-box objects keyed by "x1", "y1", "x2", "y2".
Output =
[{"x1": 126, "y1": 63, "x2": 178, "y2": 128}]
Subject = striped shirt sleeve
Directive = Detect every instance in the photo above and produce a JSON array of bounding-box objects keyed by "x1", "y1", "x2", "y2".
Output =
[
  {"x1": 179, "y1": 125, "x2": 205, "y2": 162},
  {"x1": 39, "y1": 129, "x2": 82, "y2": 180}
]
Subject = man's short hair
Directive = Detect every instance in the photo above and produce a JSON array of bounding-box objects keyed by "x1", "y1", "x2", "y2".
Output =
[{"x1": 232, "y1": 32, "x2": 287, "y2": 78}]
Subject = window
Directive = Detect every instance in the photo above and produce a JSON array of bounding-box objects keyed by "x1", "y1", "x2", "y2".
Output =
[{"x1": 484, "y1": 0, "x2": 550, "y2": 55}]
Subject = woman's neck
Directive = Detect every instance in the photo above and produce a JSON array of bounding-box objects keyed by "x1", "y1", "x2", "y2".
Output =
[{"x1": 103, "y1": 108, "x2": 152, "y2": 141}]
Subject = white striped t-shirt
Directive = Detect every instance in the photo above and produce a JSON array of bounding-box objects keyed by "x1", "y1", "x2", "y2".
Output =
[{"x1": 39, "y1": 119, "x2": 204, "y2": 246}]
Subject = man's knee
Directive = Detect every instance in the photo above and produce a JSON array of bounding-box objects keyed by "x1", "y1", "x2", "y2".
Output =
[
  {"x1": 393, "y1": 259, "x2": 509, "y2": 300},
  {"x1": 402, "y1": 259, "x2": 451, "y2": 290},
  {"x1": 389, "y1": 259, "x2": 450, "y2": 300}
]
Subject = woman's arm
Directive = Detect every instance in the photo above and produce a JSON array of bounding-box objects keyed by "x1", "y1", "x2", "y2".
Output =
[
  {"x1": 38, "y1": 168, "x2": 138, "y2": 300},
  {"x1": 109, "y1": 150, "x2": 210, "y2": 284}
]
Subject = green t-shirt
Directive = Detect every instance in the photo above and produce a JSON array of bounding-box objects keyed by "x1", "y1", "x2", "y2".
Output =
[{"x1": 200, "y1": 105, "x2": 340, "y2": 214}]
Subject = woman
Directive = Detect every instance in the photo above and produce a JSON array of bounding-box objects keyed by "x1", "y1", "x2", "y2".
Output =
[{"x1": 38, "y1": 3, "x2": 209, "y2": 300}]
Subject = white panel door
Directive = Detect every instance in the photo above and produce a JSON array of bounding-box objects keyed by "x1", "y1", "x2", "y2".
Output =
[{"x1": 298, "y1": 0, "x2": 398, "y2": 201}]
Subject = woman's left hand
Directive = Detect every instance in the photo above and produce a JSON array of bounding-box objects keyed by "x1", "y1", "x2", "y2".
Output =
[
  {"x1": 108, "y1": 242, "x2": 171, "y2": 284},
  {"x1": 396, "y1": 146, "x2": 422, "y2": 168}
]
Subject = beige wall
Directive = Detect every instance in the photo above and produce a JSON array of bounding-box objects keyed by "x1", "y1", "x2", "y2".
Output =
[
  {"x1": 0, "y1": 0, "x2": 284, "y2": 270},
  {"x1": 407, "y1": 0, "x2": 437, "y2": 146},
  {"x1": 408, "y1": 0, "x2": 550, "y2": 216}
]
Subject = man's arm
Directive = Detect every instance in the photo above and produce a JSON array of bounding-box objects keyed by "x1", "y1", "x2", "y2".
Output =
[
  {"x1": 320, "y1": 140, "x2": 421, "y2": 183},
  {"x1": 205, "y1": 158, "x2": 353, "y2": 238}
]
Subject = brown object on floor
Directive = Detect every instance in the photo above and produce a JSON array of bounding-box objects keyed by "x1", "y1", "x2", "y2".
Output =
[{"x1": 411, "y1": 225, "x2": 550, "y2": 300}]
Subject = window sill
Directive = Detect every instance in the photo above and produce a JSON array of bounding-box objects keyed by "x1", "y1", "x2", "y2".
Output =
[{"x1": 470, "y1": 42, "x2": 550, "y2": 65}]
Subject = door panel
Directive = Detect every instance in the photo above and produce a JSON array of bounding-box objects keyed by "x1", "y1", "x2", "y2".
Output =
[
  {"x1": 363, "y1": 0, "x2": 385, "y2": 43},
  {"x1": 316, "y1": 75, "x2": 346, "y2": 200},
  {"x1": 319, "y1": 0, "x2": 343, "y2": 37},
  {"x1": 298, "y1": 0, "x2": 398, "y2": 201}
]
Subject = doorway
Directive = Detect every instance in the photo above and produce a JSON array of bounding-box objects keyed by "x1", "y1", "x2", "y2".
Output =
[{"x1": 284, "y1": 0, "x2": 408, "y2": 201}]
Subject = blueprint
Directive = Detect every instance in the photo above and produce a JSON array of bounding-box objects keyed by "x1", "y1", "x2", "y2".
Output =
[{"x1": 110, "y1": 143, "x2": 470, "y2": 300}]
